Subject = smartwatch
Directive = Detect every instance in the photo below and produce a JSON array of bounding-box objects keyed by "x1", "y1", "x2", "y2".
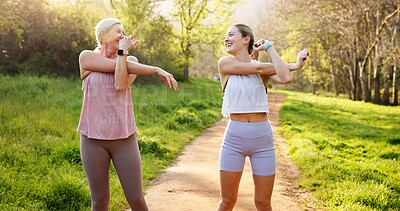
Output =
[{"x1": 117, "y1": 49, "x2": 128, "y2": 56}]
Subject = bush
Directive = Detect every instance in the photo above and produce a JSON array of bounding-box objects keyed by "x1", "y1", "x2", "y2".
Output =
[
  {"x1": 138, "y1": 136, "x2": 170, "y2": 158},
  {"x1": 44, "y1": 178, "x2": 90, "y2": 210},
  {"x1": 173, "y1": 108, "x2": 202, "y2": 128},
  {"x1": 50, "y1": 144, "x2": 81, "y2": 165}
]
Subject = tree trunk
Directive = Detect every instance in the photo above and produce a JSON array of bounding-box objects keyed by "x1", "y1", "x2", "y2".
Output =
[
  {"x1": 329, "y1": 54, "x2": 339, "y2": 96},
  {"x1": 341, "y1": 62, "x2": 352, "y2": 99},
  {"x1": 392, "y1": 65, "x2": 399, "y2": 105},
  {"x1": 359, "y1": 59, "x2": 371, "y2": 102},
  {"x1": 389, "y1": 17, "x2": 399, "y2": 106},
  {"x1": 369, "y1": 58, "x2": 374, "y2": 99},
  {"x1": 349, "y1": 64, "x2": 355, "y2": 100},
  {"x1": 382, "y1": 65, "x2": 392, "y2": 105},
  {"x1": 356, "y1": 77, "x2": 363, "y2": 101},
  {"x1": 373, "y1": 57, "x2": 382, "y2": 104},
  {"x1": 311, "y1": 79, "x2": 315, "y2": 95},
  {"x1": 353, "y1": 58, "x2": 358, "y2": 101},
  {"x1": 183, "y1": 48, "x2": 190, "y2": 80},
  {"x1": 355, "y1": 58, "x2": 362, "y2": 101},
  {"x1": 183, "y1": 64, "x2": 189, "y2": 80}
]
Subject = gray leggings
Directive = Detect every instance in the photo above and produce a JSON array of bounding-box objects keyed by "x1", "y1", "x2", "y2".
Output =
[{"x1": 80, "y1": 133, "x2": 148, "y2": 211}]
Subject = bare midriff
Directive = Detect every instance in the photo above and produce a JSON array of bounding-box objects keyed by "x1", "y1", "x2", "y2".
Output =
[{"x1": 230, "y1": 112, "x2": 268, "y2": 123}]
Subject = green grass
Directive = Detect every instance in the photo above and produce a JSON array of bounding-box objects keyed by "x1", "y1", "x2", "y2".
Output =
[
  {"x1": 0, "y1": 75, "x2": 222, "y2": 210},
  {"x1": 278, "y1": 91, "x2": 400, "y2": 211}
]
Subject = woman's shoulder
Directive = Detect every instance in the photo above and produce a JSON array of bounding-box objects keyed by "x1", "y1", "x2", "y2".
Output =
[
  {"x1": 127, "y1": 55, "x2": 138, "y2": 62},
  {"x1": 79, "y1": 50, "x2": 96, "y2": 57},
  {"x1": 218, "y1": 56, "x2": 235, "y2": 63},
  {"x1": 79, "y1": 50, "x2": 99, "y2": 63},
  {"x1": 218, "y1": 56, "x2": 237, "y2": 71}
]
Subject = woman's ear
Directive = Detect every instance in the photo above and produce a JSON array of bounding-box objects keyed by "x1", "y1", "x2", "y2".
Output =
[
  {"x1": 243, "y1": 36, "x2": 251, "y2": 45},
  {"x1": 100, "y1": 31, "x2": 106, "y2": 43}
]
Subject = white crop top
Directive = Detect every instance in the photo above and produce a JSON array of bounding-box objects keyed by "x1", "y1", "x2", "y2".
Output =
[{"x1": 221, "y1": 60, "x2": 269, "y2": 117}]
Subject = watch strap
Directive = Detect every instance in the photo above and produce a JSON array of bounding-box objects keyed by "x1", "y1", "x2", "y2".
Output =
[{"x1": 117, "y1": 49, "x2": 128, "y2": 56}]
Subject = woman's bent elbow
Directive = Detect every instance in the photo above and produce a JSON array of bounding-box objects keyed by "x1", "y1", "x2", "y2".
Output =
[
  {"x1": 115, "y1": 84, "x2": 129, "y2": 91},
  {"x1": 281, "y1": 75, "x2": 293, "y2": 84},
  {"x1": 282, "y1": 79, "x2": 293, "y2": 84}
]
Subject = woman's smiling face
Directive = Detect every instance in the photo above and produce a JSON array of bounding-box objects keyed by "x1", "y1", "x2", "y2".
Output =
[
  {"x1": 102, "y1": 24, "x2": 125, "y2": 50},
  {"x1": 224, "y1": 26, "x2": 248, "y2": 55}
]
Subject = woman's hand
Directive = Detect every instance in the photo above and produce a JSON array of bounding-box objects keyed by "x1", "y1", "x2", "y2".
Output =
[
  {"x1": 155, "y1": 68, "x2": 179, "y2": 91},
  {"x1": 119, "y1": 35, "x2": 140, "y2": 52},
  {"x1": 294, "y1": 49, "x2": 310, "y2": 70},
  {"x1": 253, "y1": 39, "x2": 273, "y2": 51}
]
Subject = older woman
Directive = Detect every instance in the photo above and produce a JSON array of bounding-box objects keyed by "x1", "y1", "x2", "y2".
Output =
[{"x1": 77, "y1": 18, "x2": 178, "y2": 211}]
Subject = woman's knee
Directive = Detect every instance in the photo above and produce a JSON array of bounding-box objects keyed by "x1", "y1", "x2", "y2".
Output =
[
  {"x1": 128, "y1": 195, "x2": 148, "y2": 210},
  {"x1": 91, "y1": 195, "x2": 109, "y2": 210},
  {"x1": 254, "y1": 198, "x2": 272, "y2": 211},
  {"x1": 218, "y1": 196, "x2": 237, "y2": 210}
]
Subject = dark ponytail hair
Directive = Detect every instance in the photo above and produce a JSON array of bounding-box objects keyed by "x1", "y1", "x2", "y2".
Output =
[{"x1": 233, "y1": 24, "x2": 254, "y2": 55}]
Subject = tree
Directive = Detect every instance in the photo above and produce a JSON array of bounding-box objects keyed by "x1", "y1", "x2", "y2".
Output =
[
  {"x1": 109, "y1": 0, "x2": 183, "y2": 81},
  {"x1": 252, "y1": 0, "x2": 400, "y2": 106},
  {"x1": 171, "y1": 0, "x2": 237, "y2": 80},
  {"x1": 0, "y1": 0, "x2": 99, "y2": 77}
]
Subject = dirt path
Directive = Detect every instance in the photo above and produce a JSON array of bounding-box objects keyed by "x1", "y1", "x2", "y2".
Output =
[{"x1": 144, "y1": 93, "x2": 315, "y2": 211}]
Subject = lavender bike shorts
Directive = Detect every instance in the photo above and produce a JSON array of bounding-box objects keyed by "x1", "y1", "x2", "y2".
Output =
[{"x1": 219, "y1": 119, "x2": 276, "y2": 176}]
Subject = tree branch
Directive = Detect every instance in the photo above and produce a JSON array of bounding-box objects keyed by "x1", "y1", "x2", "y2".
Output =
[{"x1": 361, "y1": 7, "x2": 400, "y2": 69}]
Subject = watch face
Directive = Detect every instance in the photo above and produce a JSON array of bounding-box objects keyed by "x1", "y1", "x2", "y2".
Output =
[{"x1": 117, "y1": 49, "x2": 124, "y2": 55}]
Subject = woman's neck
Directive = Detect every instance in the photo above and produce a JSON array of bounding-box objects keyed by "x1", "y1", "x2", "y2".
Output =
[
  {"x1": 100, "y1": 44, "x2": 118, "y2": 59},
  {"x1": 232, "y1": 50, "x2": 251, "y2": 63}
]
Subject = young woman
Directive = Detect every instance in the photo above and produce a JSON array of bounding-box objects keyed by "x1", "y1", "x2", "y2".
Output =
[
  {"x1": 217, "y1": 23, "x2": 308, "y2": 211},
  {"x1": 77, "y1": 18, "x2": 178, "y2": 211}
]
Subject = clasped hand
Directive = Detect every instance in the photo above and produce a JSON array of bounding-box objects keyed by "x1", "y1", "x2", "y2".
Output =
[
  {"x1": 119, "y1": 35, "x2": 139, "y2": 52},
  {"x1": 295, "y1": 49, "x2": 310, "y2": 69},
  {"x1": 253, "y1": 39, "x2": 273, "y2": 51},
  {"x1": 118, "y1": 35, "x2": 178, "y2": 91}
]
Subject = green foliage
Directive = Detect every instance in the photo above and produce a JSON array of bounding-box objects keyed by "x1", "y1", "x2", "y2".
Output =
[
  {"x1": 173, "y1": 108, "x2": 203, "y2": 128},
  {"x1": 138, "y1": 135, "x2": 170, "y2": 158},
  {"x1": 0, "y1": 0, "x2": 236, "y2": 81},
  {"x1": 113, "y1": 0, "x2": 184, "y2": 82},
  {"x1": 0, "y1": 0, "x2": 97, "y2": 77},
  {"x1": 279, "y1": 42, "x2": 332, "y2": 93},
  {"x1": 0, "y1": 75, "x2": 222, "y2": 209},
  {"x1": 279, "y1": 90, "x2": 400, "y2": 210},
  {"x1": 50, "y1": 144, "x2": 82, "y2": 165},
  {"x1": 170, "y1": 0, "x2": 237, "y2": 80},
  {"x1": 44, "y1": 177, "x2": 91, "y2": 210},
  {"x1": 0, "y1": 0, "x2": 25, "y2": 45}
]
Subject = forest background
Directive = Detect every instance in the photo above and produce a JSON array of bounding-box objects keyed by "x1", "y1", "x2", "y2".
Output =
[{"x1": 1, "y1": 0, "x2": 399, "y2": 105}]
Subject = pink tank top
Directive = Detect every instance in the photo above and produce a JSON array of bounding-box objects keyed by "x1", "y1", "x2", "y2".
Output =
[{"x1": 77, "y1": 72, "x2": 136, "y2": 140}]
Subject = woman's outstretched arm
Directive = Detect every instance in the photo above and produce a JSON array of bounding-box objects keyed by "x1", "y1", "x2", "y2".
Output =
[
  {"x1": 79, "y1": 50, "x2": 178, "y2": 90},
  {"x1": 218, "y1": 56, "x2": 278, "y2": 76},
  {"x1": 79, "y1": 50, "x2": 159, "y2": 76}
]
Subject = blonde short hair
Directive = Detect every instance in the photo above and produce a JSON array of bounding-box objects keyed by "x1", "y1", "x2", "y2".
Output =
[{"x1": 94, "y1": 18, "x2": 122, "y2": 50}]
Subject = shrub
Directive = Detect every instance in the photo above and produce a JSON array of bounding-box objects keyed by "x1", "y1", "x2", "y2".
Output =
[
  {"x1": 50, "y1": 145, "x2": 81, "y2": 165},
  {"x1": 44, "y1": 178, "x2": 90, "y2": 210},
  {"x1": 172, "y1": 108, "x2": 202, "y2": 128},
  {"x1": 138, "y1": 136, "x2": 170, "y2": 158}
]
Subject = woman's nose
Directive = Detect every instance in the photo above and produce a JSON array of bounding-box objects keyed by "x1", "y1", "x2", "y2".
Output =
[{"x1": 224, "y1": 37, "x2": 229, "y2": 43}]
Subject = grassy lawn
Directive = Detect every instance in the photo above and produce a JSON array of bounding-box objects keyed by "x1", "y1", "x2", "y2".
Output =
[
  {"x1": 279, "y1": 91, "x2": 400, "y2": 210},
  {"x1": 2, "y1": 74, "x2": 399, "y2": 210},
  {"x1": 0, "y1": 75, "x2": 222, "y2": 210}
]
